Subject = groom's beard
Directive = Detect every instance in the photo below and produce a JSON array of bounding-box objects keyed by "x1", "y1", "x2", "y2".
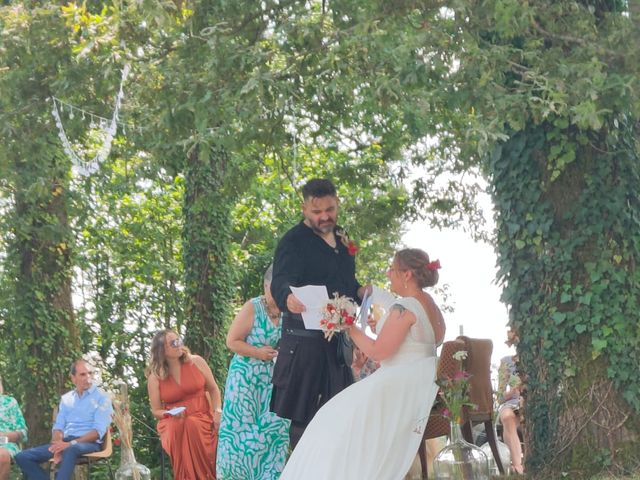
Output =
[{"x1": 306, "y1": 218, "x2": 335, "y2": 235}]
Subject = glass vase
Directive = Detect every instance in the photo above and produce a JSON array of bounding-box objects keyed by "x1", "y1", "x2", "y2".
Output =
[
  {"x1": 480, "y1": 435, "x2": 511, "y2": 476},
  {"x1": 115, "y1": 444, "x2": 151, "y2": 480},
  {"x1": 433, "y1": 421, "x2": 491, "y2": 480}
]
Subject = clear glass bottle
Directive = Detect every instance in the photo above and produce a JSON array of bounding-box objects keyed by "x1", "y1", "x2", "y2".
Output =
[
  {"x1": 115, "y1": 445, "x2": 151, "y2": 480},
  {"x1": 433, "y1": 421, "x2": 491, "y2": 480}
]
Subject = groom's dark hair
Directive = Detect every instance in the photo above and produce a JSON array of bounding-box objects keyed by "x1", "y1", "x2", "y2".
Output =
[{"x1": 301, "y1": 178, "x2": 337, "y2": 201}]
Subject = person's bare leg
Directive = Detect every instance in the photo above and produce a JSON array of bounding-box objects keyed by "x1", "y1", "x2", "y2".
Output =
[
  {"x1": 0, "y1": 448, "x2": 11, "y2": 480},
  {"x1": 500, "y1": 408, "x2": 523, "y2": 473}
]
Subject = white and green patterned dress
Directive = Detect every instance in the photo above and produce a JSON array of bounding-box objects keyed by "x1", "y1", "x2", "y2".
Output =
[
  {"x1": 0, "y1": 395, "x2": 28, "y2": 457},
  {"x1": 217, "y1": 297, "x2": 290, "y2": 480}
]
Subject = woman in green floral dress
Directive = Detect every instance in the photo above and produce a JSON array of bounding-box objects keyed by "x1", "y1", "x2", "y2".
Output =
[
  {"x1": 0, "y1": 376, "x2": 28, "y2": 480},
  {"x1": 217, "y1": 266, "x2": 290, "y2": 480}
]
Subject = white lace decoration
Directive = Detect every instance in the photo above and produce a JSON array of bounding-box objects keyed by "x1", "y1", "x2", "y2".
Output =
[{"x1": 51, "y1": 64, "x2": 130, "y2": 177}]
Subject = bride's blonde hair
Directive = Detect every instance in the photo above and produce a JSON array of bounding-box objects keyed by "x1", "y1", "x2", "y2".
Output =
[{"x1": 146, "y1": 329, "x2": 191, "y2": 380}]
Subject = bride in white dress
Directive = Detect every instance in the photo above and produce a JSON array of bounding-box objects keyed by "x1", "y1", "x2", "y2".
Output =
[{"x1": 280, "y1": 248, "x2": 446, "y2": 480}]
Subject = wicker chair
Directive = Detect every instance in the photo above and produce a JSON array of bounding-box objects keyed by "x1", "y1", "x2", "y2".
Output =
[
  {"x1": 458, "y1": 335, "x2": 506, "y2": 475},
  {"x1": 417, "y1": 339, "x2": 466, "y2": 479}
]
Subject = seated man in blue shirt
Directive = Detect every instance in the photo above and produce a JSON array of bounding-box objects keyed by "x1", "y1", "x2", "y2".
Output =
[{"x1": 15, "y1": 359, "x2": 113, "y2": 480}]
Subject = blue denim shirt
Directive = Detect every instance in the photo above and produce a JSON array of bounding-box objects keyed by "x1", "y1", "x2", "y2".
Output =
[{"x1": 52, "y1": 385, "x2": 113, "y2": 441}]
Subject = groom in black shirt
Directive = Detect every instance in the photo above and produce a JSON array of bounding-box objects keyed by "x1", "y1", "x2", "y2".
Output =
[{"x1": 270, "y1": 178, "x2": 367, "y2": 448}]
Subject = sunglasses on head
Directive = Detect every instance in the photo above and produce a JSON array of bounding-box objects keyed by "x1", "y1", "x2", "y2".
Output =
[{"x1": 170, "y1": 337, "x2": 183, "y2": 348}]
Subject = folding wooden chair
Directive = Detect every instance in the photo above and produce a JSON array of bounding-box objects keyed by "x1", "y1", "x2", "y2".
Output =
[
  {"x1": 48, "y1": 428, "x2": 114, "y2": 479},
  {"x1": 47, "y1": 406, "x2": 115, "y2": 480}
]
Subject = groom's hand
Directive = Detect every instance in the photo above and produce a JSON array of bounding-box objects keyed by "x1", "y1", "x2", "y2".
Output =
[{"x1": 286, "y1": 293, "x2": 306, "y2": 313}]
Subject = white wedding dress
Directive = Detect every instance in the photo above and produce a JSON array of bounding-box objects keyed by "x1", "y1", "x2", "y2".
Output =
[{"x1": 279, "y1": 291, "x2": 439, "y2": 480}]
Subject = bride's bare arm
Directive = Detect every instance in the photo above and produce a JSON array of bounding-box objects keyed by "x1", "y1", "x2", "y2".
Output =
[{"x1": 348, "y1": 306, "x2": 415, "y2": 362}]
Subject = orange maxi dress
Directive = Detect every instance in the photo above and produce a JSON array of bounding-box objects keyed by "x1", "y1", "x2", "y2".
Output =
[{"x1": 158, "y1": 361, "x2": 217, "y2": 480}]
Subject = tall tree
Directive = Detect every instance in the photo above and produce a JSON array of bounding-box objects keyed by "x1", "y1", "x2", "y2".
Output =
[
  {"x1": 272, "y1": 1, "x2": 639, "y2": 476},
  {"x1": 339, "y1": 1, "x2": 640, "y2": 476},
  {"x1": 449, "y1": 2, "x2": 639, "y2": 476},
  {"x1": 0, "y1": 5, "x2": 82, "y2": 443},
  {"x1": 126, "y1": 0, "x2": 416, "y2": 380}
]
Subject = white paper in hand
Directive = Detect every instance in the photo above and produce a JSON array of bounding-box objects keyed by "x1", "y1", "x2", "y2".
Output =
[
  {"x1": 166, "y1": 406, "x2": 186, "y2": 416},
  {"x1": 290, "y1": 285, "x2": 330, "y2": 330}
]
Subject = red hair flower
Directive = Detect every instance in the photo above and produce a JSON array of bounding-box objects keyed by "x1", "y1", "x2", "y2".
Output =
[
  {"x1": 427, "y1": 260, "x2": 441, "y2": 271},
  {"x1": 347, "y1": 241, "x2": 359, "y2": 256}
]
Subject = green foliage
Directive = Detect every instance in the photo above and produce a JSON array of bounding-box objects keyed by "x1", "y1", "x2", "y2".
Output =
[
  {"x1": 385, "y1": 1, "x2": 640, "y2": 475},
  {"x1": 15, "y1": 1, "x2": 636, "y2": 477},
  {"x1": 0, "y1": 2, "x2": 85, "y2": 443},
  {"x1": 182, "y1": 146, "x2": 237, "y2": 382},
  {"x1": 489, "y1": 119, "x2": 640, "y2": 475},
  {"x1": 231, "y1": 145, "x2": 408, "y2": 301}
]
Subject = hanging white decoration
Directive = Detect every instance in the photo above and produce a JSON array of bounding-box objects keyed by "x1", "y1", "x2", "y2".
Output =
[{"x1": 51, "y1": 64, "x2": 130, "y2": 177}]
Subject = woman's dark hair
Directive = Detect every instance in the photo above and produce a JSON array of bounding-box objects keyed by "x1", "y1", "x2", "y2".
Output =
[
  {"x1": 395, "y1": 248, "x2": 439, "y2": 288},
  {"x1": 301, "y1": 178, "x2": 337, "y2": 200}
]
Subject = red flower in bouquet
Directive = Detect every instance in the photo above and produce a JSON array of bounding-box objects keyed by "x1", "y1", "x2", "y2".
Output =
[{"x1": 320, "y1": 293, "x2": 358, "y2": 340}]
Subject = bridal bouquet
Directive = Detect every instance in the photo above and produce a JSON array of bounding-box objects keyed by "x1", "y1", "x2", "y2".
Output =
[{"x1": 319, "y1": 293, "x2": 357, "y2": 340}]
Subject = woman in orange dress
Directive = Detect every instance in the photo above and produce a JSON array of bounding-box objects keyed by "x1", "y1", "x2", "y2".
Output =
[{"x1": 147, "y1": 329, "x2": 222, "y2": 480}]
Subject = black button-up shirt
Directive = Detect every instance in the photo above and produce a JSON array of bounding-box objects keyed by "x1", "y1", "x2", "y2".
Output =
[{"x1": 271, "y1": 221, "x2": 361, "y2": 312}]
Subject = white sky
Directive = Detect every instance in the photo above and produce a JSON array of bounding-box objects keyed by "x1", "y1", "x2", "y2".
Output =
[{"x1": 402, "y1": 220, "x2": 516, "y2": 371}]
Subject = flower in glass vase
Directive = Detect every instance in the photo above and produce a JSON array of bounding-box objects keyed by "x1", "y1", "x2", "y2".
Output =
[
  {"x1": 436, "y1": 350, "x2": 476, "y2": 424},
  {"x1": 433, "y1": 350, "x2": 491, "y2": 479},
  {"x1": 320, "y1": 293, "x2": 357, "y2": 340}
]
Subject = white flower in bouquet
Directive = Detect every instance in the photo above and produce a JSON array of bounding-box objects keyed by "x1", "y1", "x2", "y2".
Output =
[{"x1": 320, "y1": 293, "x2": 357, "y2": 340}]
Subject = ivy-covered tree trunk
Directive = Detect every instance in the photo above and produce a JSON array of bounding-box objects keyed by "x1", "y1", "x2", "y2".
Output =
[
  {"x1": 489, "y1": 121, "x2": 640, "y2": 477},
  {"x1": 6, "y1": 154, "x2": 81, "y2": 444},
  {"x1": 182, "y1": 147, "x2": 235, "y2": 381},
  {"x1": 0, "y1": 5, "x2": 82, "y2": 444}
]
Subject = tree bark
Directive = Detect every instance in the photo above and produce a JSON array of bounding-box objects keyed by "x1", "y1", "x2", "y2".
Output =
[
  {"x1": 8, "y1": 160, "x2": 80, "y2": 444},
  {"x1": 490, "y1": 123, "x2": 640, "y2": 477},
  {"x1": 182, "y1": 146, "x2": 235, "y2": 381}
]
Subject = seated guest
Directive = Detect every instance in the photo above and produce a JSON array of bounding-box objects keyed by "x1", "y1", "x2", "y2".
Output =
[
  {"x1": 146, "y1": 329, "x2": 222, "y2": 480},
  {"x1": 498, "y1": 354, "x2": 524, "y2": 474},
  {"x1": 217, "y1": 265, "x2": 290, "y2": 480},
  {"x1": 0, "y1": 375, "x2": 28, "y2": 480},
  {"x1": 15, "y1": 359, "x2": 113, "y2": 480}
]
